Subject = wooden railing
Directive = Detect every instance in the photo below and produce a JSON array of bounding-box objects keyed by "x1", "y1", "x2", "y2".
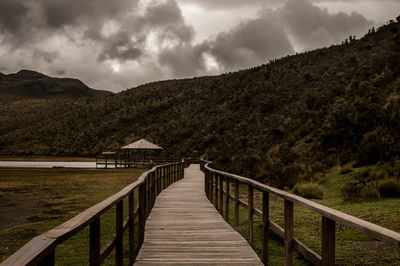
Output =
[
  {"x1": 1, "y1": 162, "x2": 184, "y2": 266},
  {"x1": 200, "y1": 161, "x2": 400, "y2": 266},
  {"x1": 96, "y1": 156, "x2": 180, "y2": 169}
]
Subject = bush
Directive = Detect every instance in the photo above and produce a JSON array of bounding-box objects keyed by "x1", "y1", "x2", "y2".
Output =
[
  {"x1": 342, "y1": 181, "x2": 364, "y2": 201},
  {"x1": 293, "y1": 183, "x2": 324, "y2": 199},
  {"x1": 342, "y1": 181, "x2": 378, "y2": 201},
  {"x1": 378, "y1": 179, "x2": 400, "y2": 197}
]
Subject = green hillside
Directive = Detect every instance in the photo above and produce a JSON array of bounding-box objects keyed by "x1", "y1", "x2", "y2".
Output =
[
  {"x1": 0, "y1": 70, "x2": 112, "y2": 103},
  {"x1": 1, "y1": 20, "x2": 400, "y2": 187}
]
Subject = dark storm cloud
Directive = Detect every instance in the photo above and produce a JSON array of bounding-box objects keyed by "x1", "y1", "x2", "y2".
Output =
[
  {"x1": 205, "y1": 14, "x2": 294, "y2": 70},
  {"x1": 159, "y1": 43, "x2": 207, "y2": 76},
  {"x1": 94, "y1": 0, "x2": 195, "y2": 63},
  {"x1": 177, "y1": 0, "x2": 277, "y2": 9},
  {"x1": 0, "y1": 0, "x2": 384, "y2": 91},
  {"x1": 281, "y1": 0, "x2": 373, "y2": 48},
  {"x1": 0, "y1": 0, "x2": 29, "y2": 32},
  {"x1": 97, "y1": 31, "x2": 143, "y2": 62},
  {"x1": 39, "y1": 0, "x2": 135, "y2": 28}
]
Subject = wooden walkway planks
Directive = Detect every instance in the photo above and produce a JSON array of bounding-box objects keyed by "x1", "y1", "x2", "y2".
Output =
[{"x1": 134, "y1": 164, "x2": 263, "y2": 265}]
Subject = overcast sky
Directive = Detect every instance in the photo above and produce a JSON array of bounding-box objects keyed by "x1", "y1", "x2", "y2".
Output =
[{"x1": 0, "y1": 0, "x2": 398, "y2": 92}]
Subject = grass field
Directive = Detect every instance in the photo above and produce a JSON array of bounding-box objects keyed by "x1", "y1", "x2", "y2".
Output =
[
  {"x1": 1, "y1": 164, "x2": 399, "y2": 265},
  {"x1": 217, "y1": 164, "x2": 400, "y2": 265},
  {"x1": 0, "y1": 168, "x2": 145, "y2": 264}
]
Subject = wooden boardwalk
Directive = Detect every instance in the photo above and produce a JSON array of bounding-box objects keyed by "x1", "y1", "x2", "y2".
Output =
[{"x1": 135, "y1": 164, "x2": 263, "y2": 265}]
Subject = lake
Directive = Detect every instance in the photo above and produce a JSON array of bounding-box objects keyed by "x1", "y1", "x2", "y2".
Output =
[{"x1": 0, "y1": 161, "x2": 98, "y2": 168}]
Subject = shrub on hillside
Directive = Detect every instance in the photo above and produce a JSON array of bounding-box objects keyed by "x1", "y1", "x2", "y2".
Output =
[
  {"x1": 293, "y1": 183, "x2": 324, "y2": 199},
  {"x1": 342, "y1": 181, "x2": 363, "y2": 201},
  {"x1": 341, "y1": 181, "x2": 378, "y2": 201},
  {"x1": 378, "y1": 179, "x2": 400, "y2": 197}
]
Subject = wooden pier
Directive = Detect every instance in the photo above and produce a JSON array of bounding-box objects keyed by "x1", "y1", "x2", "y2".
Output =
[{"x1": 134, "y1": 164, "x2": 262, "y2": 265}]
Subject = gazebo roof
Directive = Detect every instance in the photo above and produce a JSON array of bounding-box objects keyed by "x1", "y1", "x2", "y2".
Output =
[{"x1": 120, "y1": 139, "x2": 163, "y2": 150}]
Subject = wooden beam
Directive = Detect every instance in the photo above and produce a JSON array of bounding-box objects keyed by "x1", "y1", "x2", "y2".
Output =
[
  {"x1": 262, "y1": 191, "x2": 269, "y2": 265},
  {"x1": 248, "y1": 185, "x2": 254, "y2": 246},
  {"x1": 322, "y1": 216, "x2": 335, "y2": 266},
  {"x1": 234, "y1": 179, "x2": 239, "y2": 229},
  {"x1": 284, "y1": 199, "x2": 294, "y2": 266},
  {"x1": 89, "y1": 218, "x2": 100, "y2": 266},
  {"x1": 115, "y1": 201, "x2": 123, "y2": 266}
]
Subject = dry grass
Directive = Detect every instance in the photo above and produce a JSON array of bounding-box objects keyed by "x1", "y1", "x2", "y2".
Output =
[{"x1": 0, "y1": 168, "x2": 144, "y2": 263}]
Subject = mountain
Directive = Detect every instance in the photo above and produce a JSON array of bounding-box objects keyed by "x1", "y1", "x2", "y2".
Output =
[
  {"x1": 1, "y1": 19, "x2": 400, "y2": 187},
  {"x1": 0, "y1": 70, "x2": 112, "y2": 102}
]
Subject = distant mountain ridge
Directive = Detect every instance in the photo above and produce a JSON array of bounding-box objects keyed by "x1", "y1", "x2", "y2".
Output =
[{"x1": 0, "y1": 70, "x2": 112, "y2": 102}]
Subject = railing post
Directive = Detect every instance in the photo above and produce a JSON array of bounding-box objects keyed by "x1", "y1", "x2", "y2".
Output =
[
  {"x1": 115, "y1": 201, "x2": 123, "y2": 266},
  {"x1": 234, "y1": 179, "x2": 239, "y2": 229},
  {"x1": 158, "y1": 167, "x2": 162, "y2": 193},
  {"x1": 151, "y1": 172, "x2": 156, "y2": 208},
  {"x1": 205, "y1": 170, "x2": 209, "y2": 198},
  {"x1": 219, "y1": 175, "x2": 223, "y2": 214},
  {"x1": 162, "y1": 166, "x2": 166, "y2": 190},
  {"x1": 174, "y1": 163, "x2": 177, "y2": 182},
  {"x1": 209, "y1": 171, "x2": 213, "y2": 199},
  {"x1": 156, "y1": 168, "x2": 159, "y2": 195},
  {"x1": 181, "y1": 162, "x2": 184, "y2": 178},
  {"x1": 37, "y1": 250, "x2": 55, "y2": 266},
  {"x1": 225, "y1": 176, "x2": 230, "y2": 221},
  {"x1": 215, "y1": 174, "x2": 219, "y2": 210},
  {"x1": 138, "y1": 183, "x2": 145, "y2": 249},
  {"x1": 284, "y1": 199, "x2": 294, "y2": 266},
  {"x1": 129, "y1": 191, "x2": 135, "y2": 264},
  {"x1": 146, "y1": 178, "x2": 150, "y2": 218},
  {"x1": 89, "y1": 218, "x2": 100, "y2": 266},
  {"x1": 262, "y1": 191, "x2": 270, "y2": 265},
  {"x1": 248, "y1": 185, "x2": 254, "y2": 246},
  {"x1": 322, "y1": 216, "x2": 335, "y2": 266},
  {"x1": 167, "y1": 164, "x2": 170, "y2": 186}
]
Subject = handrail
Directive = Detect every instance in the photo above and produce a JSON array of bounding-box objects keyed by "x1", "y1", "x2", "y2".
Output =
[
  {"x1": 200, "y1": 161, "x2": 400, "y2": 266},
  {"x1": 1, "y1": 162, "x2": 185, "y2": 266}
]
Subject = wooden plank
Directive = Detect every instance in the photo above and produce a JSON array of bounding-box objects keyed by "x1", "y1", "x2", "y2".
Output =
[{"x1": 0, "y1": 236, "x2": 57, "y2": 266}]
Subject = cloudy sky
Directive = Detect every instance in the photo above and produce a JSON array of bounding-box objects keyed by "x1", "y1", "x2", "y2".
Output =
[{"x1": 0, "y1": 0, "x2": 398, "y2": 92}]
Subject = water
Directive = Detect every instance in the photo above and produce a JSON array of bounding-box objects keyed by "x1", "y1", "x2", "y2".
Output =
[{"x1": 0, "y1": 161, "x2": 97, "y2": 168}]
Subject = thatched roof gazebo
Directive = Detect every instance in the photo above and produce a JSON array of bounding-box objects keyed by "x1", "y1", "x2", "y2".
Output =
[
  {"x1": 121, "y1": 139, "x2": 163, "y2": 150},
  {"x1": 120, "y1": 139, "x2": 163, "y2": 168}
]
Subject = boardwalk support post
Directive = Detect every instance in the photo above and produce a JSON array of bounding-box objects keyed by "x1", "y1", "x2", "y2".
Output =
[
  {"x1": 284, "y1": 199, "x2": 294, "y2": 266},
  {"x1": 90, "y1": 218, "x2": 100, "y2": 266},
  {"x1": 225, "y1": 176, "x2": 230, "y2": 222},
  {"x1": 262, "y1": 191, "x2": 269, "y2": 265},
  {"x1": 129, "y1": 191, "x2": 135, "y2": 264},
  {"x1": 219, "y1": 174, "x2": 223, "y2": 214},
  {"x1": 234, "y1": 179, "x2": 239, "y2": 229},
  {"x1": 115, "y1": 201, "x2": 123, "y2": 266},
  {"x1": 322, "y1": 216, "x2": 335, "y2": 266},
  {"x1": 248, "y1": 185, "x2": 254, "y2": 246}
]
